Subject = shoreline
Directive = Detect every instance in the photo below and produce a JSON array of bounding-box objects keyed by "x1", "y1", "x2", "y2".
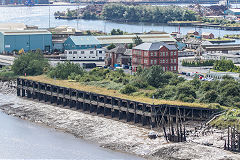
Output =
[{"x1": 0, "y1": 81, "x2": 240, "y2": 159}]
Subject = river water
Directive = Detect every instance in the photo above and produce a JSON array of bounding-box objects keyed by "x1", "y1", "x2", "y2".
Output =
[
  {"x1": 0, "y1": 93, "x2": 142, "y2": 159},
  {"x1": 0, "y1": 5, "x2": 240, "y2": 37}
]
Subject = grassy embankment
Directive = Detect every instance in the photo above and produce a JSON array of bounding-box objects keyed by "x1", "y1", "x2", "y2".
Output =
[
  {"x1": 22, "y1": 75, "x2": 240, "y2": 128},
  {"x1": 0, "y1": 66, "x2": 17, "y2": 81},
  {"x1": 24, "y1": 75, "x2": 217, "y2": 109}
]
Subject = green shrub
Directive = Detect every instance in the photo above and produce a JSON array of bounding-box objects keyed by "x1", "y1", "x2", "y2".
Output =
[
  {"x1": 120, "y1": 84, "x2": 138, "y2": 94},
  {"x1": 48, "y1": 61, "x2": 84, "y2": 79},
  {"x1": 12, "y1": 51, "x2": 49, "y2": 76}
]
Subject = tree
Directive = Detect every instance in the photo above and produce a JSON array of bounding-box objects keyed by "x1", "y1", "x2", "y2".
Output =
[
  {"x1": 145, "y1": 65, "x2": 165, "y2": 88},
  {"x1": 133, "y1": 35, "x2": 143, "y2": 46},
  {"x1": 202, "y1": 90, "x2": 218, "y2": 103},
  {"x1": 107, "y1": 43, "x2": 116, "y2": 50},
  {"x1": 12, "y1": 51, "x2": 49, "y2": 76},
  {"x1": 48, "y1": 61, "x2": 84, "y2": 79},
  {"x1": 111, "y1": 29, "x2": 124, "y2": 35},
  {"x1": 176, "y1": 83, "x2": 196, "y2": 102}
]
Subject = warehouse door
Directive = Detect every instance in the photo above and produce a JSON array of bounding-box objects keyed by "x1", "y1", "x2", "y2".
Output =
[{"x1": 45, "y1": 45, "x2": 50, "y2": 52}]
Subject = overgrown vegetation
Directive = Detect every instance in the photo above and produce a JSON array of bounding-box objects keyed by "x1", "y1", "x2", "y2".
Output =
[
  {"x1": 56, "y1": 3, "x2": 197, "y2": 23},
  {"x1": 48, "y1": 61, "x2": 84, "y2": 79},
  {"x1": 0, "y1": 66, "x2": 17, "y2": 81},
  {"x1": 12, "y1": 50, "x2": 49, "y2": 76},
  {"x1": 213, "y1": 59, "x2": 240, "y2": 72},
  {"x1": 46, "y1": 62, "x2": 240, "y2": 109},
  {"x1": 182, "y1": 60, "x2": 215, "y2": 67}
]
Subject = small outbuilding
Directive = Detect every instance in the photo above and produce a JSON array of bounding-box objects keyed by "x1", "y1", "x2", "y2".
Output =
[{"x1": 202, "y1": 32, "x2": 214, "y2": 39}]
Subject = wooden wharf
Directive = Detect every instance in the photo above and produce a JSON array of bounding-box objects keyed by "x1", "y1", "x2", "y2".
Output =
[{"x1": 17, "y1": 78, "x2": 217, "y2": 128}]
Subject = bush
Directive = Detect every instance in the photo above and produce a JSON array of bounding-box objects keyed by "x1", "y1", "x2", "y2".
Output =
[
  {"x1": 0, "y1": 71, "x2": 17, "y2": 80},
  {"x1": 48, "y1": 62, "x2": 84, "y2": 79},
  {"x1": 120, "y1": 84, "x2": 138, "y2": 94},
  {"x1": 12, "y1": 51, "x2": 49, "y2": 76}
]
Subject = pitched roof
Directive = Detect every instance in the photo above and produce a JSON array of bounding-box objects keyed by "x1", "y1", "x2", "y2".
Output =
[
  {"x1": 109, "y1": 44, "x2": 126, "y2": 54},
  {"x1": 69, "y1": 36, "x2": 100, "y2": 45},
  {"x1": 96, "y1": 34, "x2": 176, "y2": 44},
  {"x1": 0, "y1": 29, "x2": 51, "y2": 35},
  {"x1": 133, "y1": 42, "x2": 177, "y2": 51},
  {"x1": 202, "y1": 32, "x2": 213, "y2": 36}
]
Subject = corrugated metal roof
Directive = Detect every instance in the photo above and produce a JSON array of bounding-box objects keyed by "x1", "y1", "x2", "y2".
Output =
[
  {"x1": 96, "y1": 34, "x2": 176, "y2": 44},
  {"x1": 69, "y1": 36, "x2": 100, "y2": 45},
  {"x1": 0, "y1": 23, "x2": 26, "y2": 30},
  {"x1": 0, "y1": 29, "x2": 51, "y2": 35},
  {"x1": 133, "y1": 42, "x2": 177, "y2": 51}
]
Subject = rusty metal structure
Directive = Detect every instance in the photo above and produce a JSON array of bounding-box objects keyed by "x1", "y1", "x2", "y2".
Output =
[
  {"x1": 17, "y1": 78, "x2": 217, "y2": 128},
  {"x1": 224, "y1": 126, "x2": 240, "y2": 152}
]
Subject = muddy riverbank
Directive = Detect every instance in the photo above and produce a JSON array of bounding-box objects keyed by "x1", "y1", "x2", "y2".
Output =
[{"x1": 0, "y1": 81, "x2": 240, "y2": 159}]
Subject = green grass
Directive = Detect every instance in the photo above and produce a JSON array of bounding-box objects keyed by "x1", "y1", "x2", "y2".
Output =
[
  {"x1": 210, "y1": 107, "x2": 240, "y2": 128},
  {"x1": 206, "y1": 38, "x2": 234, "y2": 41},
  {"x1": 22, "y1": 75, "x2": 223, "y2": 109}
]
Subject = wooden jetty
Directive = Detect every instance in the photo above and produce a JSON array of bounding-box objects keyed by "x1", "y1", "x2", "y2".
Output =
[
  {"x1": 224, "y1": 126, "x2": 240, "y2": 152},
  {"x1": 17, "y1": 78, "x2": 217, "y2": 128}
]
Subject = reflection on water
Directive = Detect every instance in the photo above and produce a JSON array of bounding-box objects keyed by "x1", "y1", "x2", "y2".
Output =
[{"x1": 0, "y1": 93, "x2": 142, "y2": 159}]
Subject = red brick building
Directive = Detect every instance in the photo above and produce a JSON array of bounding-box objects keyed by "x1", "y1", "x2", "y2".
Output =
[
  {"x1": 132, "y1": 42, "x2": 178, "y2": 72},
  {"x1": 202, "y1": 32, "x2": 214, "y2": 39}
]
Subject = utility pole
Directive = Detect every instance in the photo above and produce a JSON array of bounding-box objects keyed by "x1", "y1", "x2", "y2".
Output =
[{"x1": 48, "y1": 0, "x2": 51, "y2": 29}]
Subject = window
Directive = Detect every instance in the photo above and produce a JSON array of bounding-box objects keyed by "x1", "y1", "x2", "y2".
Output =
[
  {"x1": 154, "y1": 60, "x2": 157, "y2": 64},
  {"x1": 99, "y1": 51, "x2": 102, "y2": 54},
  {"x1": 73, "y1": 51, "x2": 77, "y2": 54},
  {"x1": 144, "y1": 59, "x2": 148, "y2": 64},
  {"x1": 81, "y1": 51, "x2": 84, "y2": 54},
  {"x1": 163, "y1": 67, "x2": 166, "y2": 71},
  {"x1": 84, "y1": 57, "x2": 86, "y2": 58},
  {"x1": 154, "y1": 52, "x2": 157, "y2": 56},
  {"x1": 174, "y1": 51, "x2": 177, "y2": 55},
  {"x1": 174, "y1": 66, "x2": 176, "y2": 70},
  {"x1": 151, "y1": 52, "x2": 153, "y2": 56},
  {"x1": 79, "y1": 57, "x2": 81, "y2": 59},
  {"x1": 90, "y1": 51, "x2": 94, "y2": 54},
  {"x1": 144, "y1": 52, "x2": 148, "y2": 56},
  {"x1": 151, "y1": 60, "x2": 153, "y2": 64},
  {"x1": 171, "y1": 51, "x2": 173, "y2": 56},
  {"x1": 171, "y1": 59, "x2": 173, "y2": 63},
  {"x1": 171, "y1": 66, "x2": 173, "y2": 71},
  {"x1": 73, "y1": 57, "x2": 75, "y2": 59},
  {"x1": 160, "y1": 59, "x2": 162, "y2": 63},
  {"x1": 69, "y1": 51, "x2": 72, "y2": 54},
  {"x1": 174, "y1": 59, "x2": 176, "y2": 63},
  {"x1": 166, "y1": 52, "x2": 168, "y2": 56},
  {"x1": 99, "y1": 57, "x2": 103, "y2": 60},
  {"x1": 163, "y1": 59, "x2": 165, "y2": 63},
  {"x1": 92, "y1": 57, "x2": 95, "y2": 58},
  {"x1": 166, "y1": 59, "x2": 168, "y2": 63},
  {"x1": 160, "y1": 52, "x2": 162, "y2": 56},
  {"x1": 163, "y1": 52, "x2": 165, "y2": 56}
]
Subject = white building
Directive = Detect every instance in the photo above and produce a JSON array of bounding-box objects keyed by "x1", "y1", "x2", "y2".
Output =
[
  {"x1": 61, "y1": 48, "x2": 105, "y2": 61},
  {"x1": 203, "y1": 53, "x2": 240, "y2": 64}
]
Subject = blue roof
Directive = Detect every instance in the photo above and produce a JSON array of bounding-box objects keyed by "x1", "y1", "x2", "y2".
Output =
[{"x1": 69, "y1": 36, "x2": 100, "y2": 45}]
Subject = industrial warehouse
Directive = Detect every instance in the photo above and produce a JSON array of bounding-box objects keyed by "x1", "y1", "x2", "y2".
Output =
[{"x1": 0, "y1": 30, "x2": 52, "y2": 54}]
